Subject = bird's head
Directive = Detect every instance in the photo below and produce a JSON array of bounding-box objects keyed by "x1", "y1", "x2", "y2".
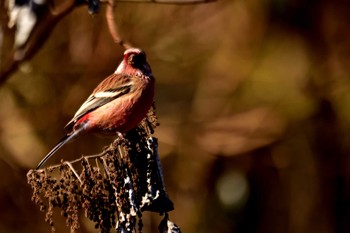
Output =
[{"x1": 119, "y1": 48, "x2": 152, "y2": 76}]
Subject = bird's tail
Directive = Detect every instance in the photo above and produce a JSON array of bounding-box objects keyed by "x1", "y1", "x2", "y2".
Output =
[{"x1": 36, "y1": 129, "x2": 83, "y2": 169}]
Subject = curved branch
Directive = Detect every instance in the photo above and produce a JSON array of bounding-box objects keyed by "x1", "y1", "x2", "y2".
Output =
[
  {"x1": 106, "y1": 0, "x2": 132, "y2": 49},
  {"x1": 0, "y1": 0, "x2": 215, "y2": 85},
  {"x1": 0, "y1": 0, "x2": 76, "y2": 85}
]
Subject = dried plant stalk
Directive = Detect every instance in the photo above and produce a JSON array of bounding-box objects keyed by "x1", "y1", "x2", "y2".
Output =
[{"x1": 27, "y1": 106, "x2": 179, "y2": 233}]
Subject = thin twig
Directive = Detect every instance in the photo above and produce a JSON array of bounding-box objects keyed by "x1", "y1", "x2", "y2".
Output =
[
  {"x1": 64, "y1": 161, "x2": 83, "y2": 184},
  {"x1": 49, "y1": 0, "x2": 76, "y2": 16},
  {"x1": 35, "y1": 152, "x2": 106, "y2": 171},
  {"x1": 105, "y1": 0, "x2": 132, "y2": 49},
  {"x1": 34, "y1": 134, "x2": 126, "y2": 171},
  {"x1": 110, "y1": 0, "x2": 215, "y2": 4},
  {"x1": 99, "y1": 156, "x2": 111, "y2": 178}
]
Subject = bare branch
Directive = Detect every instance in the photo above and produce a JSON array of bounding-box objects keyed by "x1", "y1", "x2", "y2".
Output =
[
  {"x1": 64, "y1": 161, "x2": 83, "y2": 184},
  {"x1": 27, "y1": 110, "x2": 176, "y2": 232},
  {"x1": 0, "y1": 0, "x2": 76, "y2": 85},
  {"x1": 114, "y1": 0, "x2": 215, "y2": 4},
  {"x1": 1, "y1": 0, "x2": 215, "y2": 84},
  {"x1": 106, "y1": 0, "x2": 133, "y2": 49}
]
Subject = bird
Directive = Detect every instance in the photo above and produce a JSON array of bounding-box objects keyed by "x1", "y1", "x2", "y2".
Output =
[{"x1": 36, "y1": 48, "x2": 155, "y2": 169}]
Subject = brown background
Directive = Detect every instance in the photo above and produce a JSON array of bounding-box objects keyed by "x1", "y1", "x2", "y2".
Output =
[{"x1": 1, "y1": 0, "x2": 350, "y2": 232}]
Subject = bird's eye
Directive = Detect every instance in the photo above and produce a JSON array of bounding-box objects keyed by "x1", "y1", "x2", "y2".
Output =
[
  {"x1": 131, "y1": 53, "x2": 146, "y2": 66},
  {"x1": 127, "y1": 54, "x2": 134, "y2": 65}
]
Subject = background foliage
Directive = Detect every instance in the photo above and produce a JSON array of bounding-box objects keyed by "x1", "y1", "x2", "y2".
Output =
[{"x1": 1, "y1": 0, "x2": 350, "y2": 232}]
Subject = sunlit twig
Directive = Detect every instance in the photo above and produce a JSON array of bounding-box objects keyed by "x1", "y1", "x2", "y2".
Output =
[
  {"x1": 106, "y1": 0, "x2": 132, "y2": 49},
  {"x1": 0, "y1": 0, "x2": 215, "y2": 84},
  {"x1": 64, "y1": 161, "x2": 83, "y2": 184}
]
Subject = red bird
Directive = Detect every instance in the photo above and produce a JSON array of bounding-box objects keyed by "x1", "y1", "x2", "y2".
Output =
[{"x1": 36, "y1": 48, "x2": 155, "y2": 169}]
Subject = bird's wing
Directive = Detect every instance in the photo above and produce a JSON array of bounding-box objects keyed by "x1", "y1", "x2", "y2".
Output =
[{"x1": 65, "y1": 74, "x2": 133, "y2": 130}]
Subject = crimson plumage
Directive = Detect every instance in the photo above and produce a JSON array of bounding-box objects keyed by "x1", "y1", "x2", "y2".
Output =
[{"x1": 36, "y1": 48, "x2": 155, "y2": 169}]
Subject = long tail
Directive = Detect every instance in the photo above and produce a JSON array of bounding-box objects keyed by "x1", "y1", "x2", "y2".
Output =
[{"x1": 36, "y1": 129, "x2": 82, "y2": 169}]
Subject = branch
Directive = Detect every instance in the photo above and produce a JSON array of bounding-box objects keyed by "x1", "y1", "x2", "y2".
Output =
[
  {"x1": 0, "y1": 0, "x2": 76, "y2": 85},
  {"x1": 1, "y1": 0, "x2": 215, "y2": 85},
  {"x1": 112, "y1": 0, "x2": 215, "y2": 4},
  {"x1": 27, "y1": 108, "x2": 176, "y2": 233},
  {"x1": 106, "y1": 0, "x2": 133, "y2": 48}
]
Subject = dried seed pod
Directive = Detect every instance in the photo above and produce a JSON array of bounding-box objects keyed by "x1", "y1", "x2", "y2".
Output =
[{"x1": 27, "y1": 109, "x2": 179, "y2": 233}]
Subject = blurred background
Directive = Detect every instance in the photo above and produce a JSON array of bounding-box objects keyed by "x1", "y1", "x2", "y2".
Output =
[{"x1": 1, "y1": 0, "x2": 350, "y2": 232}]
